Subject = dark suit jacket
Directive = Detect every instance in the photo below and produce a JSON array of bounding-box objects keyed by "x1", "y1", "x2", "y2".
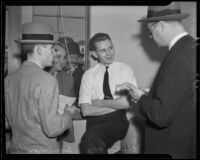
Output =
[{"x1": 137, "y1": 35, "x2": 196, "y2": 158}]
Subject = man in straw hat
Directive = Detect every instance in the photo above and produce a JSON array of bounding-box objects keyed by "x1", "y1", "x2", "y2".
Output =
[
  {"x1": 4, "y1": 22, "x2": 76, "y2": 154},
  {"x1": 117, "y1": 2, "x2": 196, "y2": 158}
]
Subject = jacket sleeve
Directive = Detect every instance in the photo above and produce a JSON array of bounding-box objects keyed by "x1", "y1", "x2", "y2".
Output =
[
  {"x1": 139, "y1": 55, "x2": 190, "y2": 128},
  {"x1": 38, "y1": 75, "x2": 72, "y2": 137}
]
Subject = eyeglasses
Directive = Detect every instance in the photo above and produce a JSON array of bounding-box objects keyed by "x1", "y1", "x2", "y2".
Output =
[{"x1": 146, "y1": 22, "x2": 157, "y2": 38}]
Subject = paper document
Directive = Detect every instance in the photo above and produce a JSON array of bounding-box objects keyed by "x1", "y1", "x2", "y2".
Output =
[{"x1": 58, "y1": 94, "x2": 76, "y2": 115}]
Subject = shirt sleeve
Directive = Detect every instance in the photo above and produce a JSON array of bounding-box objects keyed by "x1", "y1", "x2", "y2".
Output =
[
  {"x1": 38, "y1": 75, "x2": 72, "y2": 137},
  {"x1": 78, "y1": 71, "x2": 92, "y2": 105}
]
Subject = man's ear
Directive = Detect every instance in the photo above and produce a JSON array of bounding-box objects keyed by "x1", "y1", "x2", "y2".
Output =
[
  {"x1": 159, "y1": 21, "x2": 166, "y2": 33},
  {"x1": 90, "y1": 51, "x2": 99, "y2": 61},
  {"x1": 36, "y1": 44, "x2": 42, "y2": 56}
]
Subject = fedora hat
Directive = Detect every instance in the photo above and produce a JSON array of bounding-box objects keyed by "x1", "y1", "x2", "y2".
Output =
[
  {"x1": 15, "y1": 22, "x2": 60, "y2": 44},
  {"x1": 138, "y1": 2, "x2": 190, "y2": 22}
]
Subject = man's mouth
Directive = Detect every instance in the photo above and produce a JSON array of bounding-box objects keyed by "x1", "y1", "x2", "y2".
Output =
[{"x1": 105, "y1": 56, "x2": 112, "y2": 60}]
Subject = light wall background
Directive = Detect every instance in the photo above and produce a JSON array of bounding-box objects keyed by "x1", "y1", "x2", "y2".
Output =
[
  {"x1": 90, "y1": 6, "x2": 160, "y2": 88},
  {"x1": 89, "y1": 3, "x2": 196, "y2": 88},
  {"x1": 7, "y1": 3, "x2": 196, "y2": 87}
]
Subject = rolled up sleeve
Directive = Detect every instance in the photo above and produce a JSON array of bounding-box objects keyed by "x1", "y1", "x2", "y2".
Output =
[{"x1": 78, "y1": 71, "x2": 92, "y2": 105}]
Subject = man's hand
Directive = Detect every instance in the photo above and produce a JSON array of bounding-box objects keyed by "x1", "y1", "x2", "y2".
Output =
[
  {"x1": 64, "y1": 104, "x2": 77, "y2": 117},
  {"x1": 129, "y1": 87, "x2": 145, "y2": 103},
  {"x1": 116, "y1": 82, "x2": 136, "y2": 92},
  {"x1": 116, "y1": 82, "x2": 146, "y2": 103}
]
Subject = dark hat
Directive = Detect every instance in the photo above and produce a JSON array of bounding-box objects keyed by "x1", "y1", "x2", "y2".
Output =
[
  {"x1": 57, "y1": 37, "x2": 81, "y2": 55},
  {"x1": 138, "y1": 2, "x2": 190, "y2": 22},
  {"x1": 66, "y1": 54, "x2": 84, "y2": 65},
  {"x1": 15, "y1": 22, "x2": 60, "y2": 44}
]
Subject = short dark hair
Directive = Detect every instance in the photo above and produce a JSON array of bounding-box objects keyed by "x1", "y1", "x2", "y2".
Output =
[
  {"x1": 20, "y1": 44, "x2": 36, "y2": 62},
  {"x1": 21, "y1": 44, "x2": 36, "y2": 55},
  {"x1": 89, "y1": 33, "x2": 111, "y2": 51},
  {"x1": 21, "y1": 44, "x2": 50, "y2": 62}
]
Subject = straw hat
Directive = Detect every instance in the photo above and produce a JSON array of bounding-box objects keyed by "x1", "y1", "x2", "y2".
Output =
[
  {"x1": 138, "y1": 2, "x2": 190, "y2": 22},
  {"x1": 15, "y1": 22, "x2": 60, "y2": 44}
]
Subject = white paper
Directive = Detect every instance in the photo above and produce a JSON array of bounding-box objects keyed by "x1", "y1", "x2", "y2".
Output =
[{"x1": 58, "y1": 94, "x2": 76, "y2": 115}]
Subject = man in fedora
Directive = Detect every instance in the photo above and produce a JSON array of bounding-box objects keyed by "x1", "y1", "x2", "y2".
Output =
[
  {"x1": 117, "y1": 2, "x2": 196, "y2": 158},
  {"x1": 4, "y1": 22, "x2": 76, "y2": 154}
]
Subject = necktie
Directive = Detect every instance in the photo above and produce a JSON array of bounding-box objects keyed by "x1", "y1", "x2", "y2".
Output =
[{"x1": 103, "y1": 67, "x2": 113, "y2": 99}]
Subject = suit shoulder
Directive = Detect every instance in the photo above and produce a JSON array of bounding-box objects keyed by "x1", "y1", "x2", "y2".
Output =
[{"x1": 35, "y1": 69, "x2": 57, "y2": 84}]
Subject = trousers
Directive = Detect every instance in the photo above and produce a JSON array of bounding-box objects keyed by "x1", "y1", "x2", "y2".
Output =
[{"x1": 80, "y1": 110, "x2": 129, "y2": 154}]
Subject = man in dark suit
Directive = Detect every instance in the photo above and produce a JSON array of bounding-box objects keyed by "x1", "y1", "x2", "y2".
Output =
[{"x1": 118, "y1": 2, "x2": 196, "y2": 158}]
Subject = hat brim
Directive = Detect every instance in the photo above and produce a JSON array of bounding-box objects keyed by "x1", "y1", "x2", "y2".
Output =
[
  {"x1": 138, "y1": 13, "x2": 190, "y2": 22},
  {"x1": 15, "y1": 39, "x2": 61, "y2": 44}
]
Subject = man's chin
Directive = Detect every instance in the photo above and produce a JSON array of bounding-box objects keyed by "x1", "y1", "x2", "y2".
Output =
[
  {"x1": 46, "y1": 62, "x2": 53, "y2": 67},
  {"x1": 106, "y1": 59, "x2": 114, "y2": 65}
]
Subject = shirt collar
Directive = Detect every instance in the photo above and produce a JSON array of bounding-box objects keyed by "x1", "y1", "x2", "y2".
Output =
[
  {"x1": 169, "y1": 32, "x2": 188, "y2": 51},
  {"x1": 27, "y1": 59, "x2": 43, "y2": 68},
  {"x1": 99, "y1": 62, "x2": 115, "y2": 71}
]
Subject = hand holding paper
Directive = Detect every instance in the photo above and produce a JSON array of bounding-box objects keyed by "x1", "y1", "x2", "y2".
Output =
[
  {"x1": 64, "y1": 105, "x2": 77, "y2": 116},
  {"x1": 116, "y1": 82, "x2": 137, "y2": 92},
  {"x1": 58, "y1": 94, "x2": 76, "y2": 115},
  {"x1": 116, "y1": 82, "x2": 147, "y2": 103}
]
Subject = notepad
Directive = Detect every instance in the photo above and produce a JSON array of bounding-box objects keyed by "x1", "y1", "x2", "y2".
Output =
[{"x1": 58, "y1": 94, "x2": 76, "y2": 115}]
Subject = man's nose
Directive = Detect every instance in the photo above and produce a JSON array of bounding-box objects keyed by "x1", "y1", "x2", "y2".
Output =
[{"x1": 105, "y1": 48, "x2": 112, "y2": 55}]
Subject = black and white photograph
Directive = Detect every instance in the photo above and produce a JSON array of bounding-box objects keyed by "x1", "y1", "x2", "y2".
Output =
[{"x1": 1, "y1": 1, "x2": 199, "y2": 159}]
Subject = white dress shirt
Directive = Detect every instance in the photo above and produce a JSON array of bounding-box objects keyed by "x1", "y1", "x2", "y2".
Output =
[{"x1": 79, "y1": 61, "x2": 137, "y2": 105}]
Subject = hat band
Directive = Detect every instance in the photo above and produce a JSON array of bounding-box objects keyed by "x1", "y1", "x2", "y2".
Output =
[
  {"x1": 22, "y1": 34, "x2": 53, "y2": 40},
  {"x1": 147, "y1": 9, "x2": 181, "y2": 18}
]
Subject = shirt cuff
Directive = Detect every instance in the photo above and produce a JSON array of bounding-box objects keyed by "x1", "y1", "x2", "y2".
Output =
[{"x1": 78, "y1": 96, "x2": 92, "y2": 106}]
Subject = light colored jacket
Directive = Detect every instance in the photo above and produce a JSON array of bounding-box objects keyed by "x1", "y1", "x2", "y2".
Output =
[{"x1": 5, "y1": 61, "x2": 72, "y2": 154}]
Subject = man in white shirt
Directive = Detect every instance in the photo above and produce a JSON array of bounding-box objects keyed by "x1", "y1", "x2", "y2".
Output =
[{"x1": 78, "y1": 32, "x2": 137, "y2": 154}]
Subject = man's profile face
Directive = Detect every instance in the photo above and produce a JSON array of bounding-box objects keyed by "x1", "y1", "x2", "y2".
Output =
[
  {"x1": 95, "y1": 39, "x2": 115, "y2": 66},
  {"x1": 147, "y1": 21, "x2": 166, "y2": 47},
  {"x1": 42, "y1": 44, "x2": 54, "y2": 67}
]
